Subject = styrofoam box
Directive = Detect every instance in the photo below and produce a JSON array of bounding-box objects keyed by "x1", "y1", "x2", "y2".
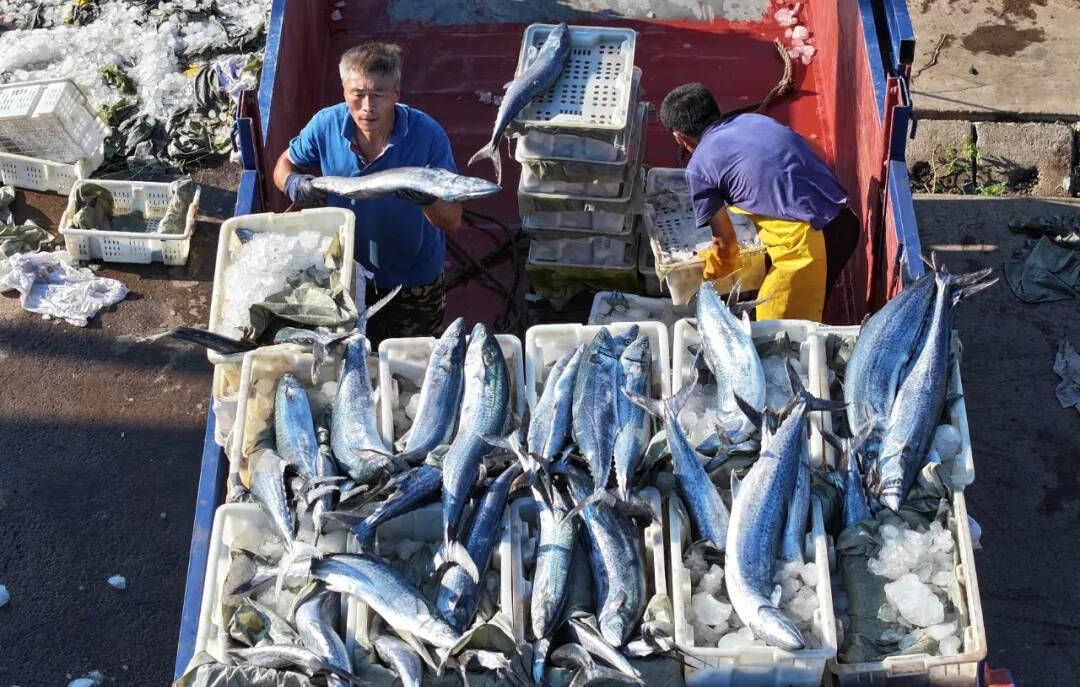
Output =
[
  {"x1": 206, "y1": 207, "x2": 356, "y2": 365},
  {"x1": 503, "y1": 487, "x2": 664, "y2": 643},
  {"x1": 518, "y1": 169, "x2": 645, "y2": 216},
  {"x1": 527, "y1": 234, "x2": 638, "y2": 271},
  {"x1": 644, "y1": 167, "x2": 768, "y2": 305},
  {"x1": 523, "y1": 209, "x2": 628, "y2": 235},
  {"x1": 0, "y1": 79, "x2": 109, "y2": 163},
  {"x1": 59, "y1": 179, "x2": 200, "y2": 266},
  {"x1": 0, "y1": 145, "x2": 102, "y2": 194},
  {"x1": 672, "y1": 318, "x2": 828, "y2": 468},
  {"x1": 376, "y1": 334, "x2": 526, "y2": 450},
  {"x1": 343, "y1": 501, "x2": 514, "y2": 656},
  {"x1": 191, "y1": 503, "x2": 348, "y2": 668},
  {"x1": 669, "y1": 495, "x2": 837, "y2": 686},
  {"x1": 588, "y1": 291, "x2": 692, "y2": 338},
  {"x1": 212, "y1": 361, "x2": 243, "y2": 448},
  {"x1": 524, "y1": 321, "x2": 671, "y2": 411},
  {"x1": 512, "y1": 24, "x2": 638, "y2": 137},
  {"x1": 815, "y1": 325, "x2": 976, "y2": 489},
  {"x1": 228, "y1": 343, "x2": 387, "y2": 482}
]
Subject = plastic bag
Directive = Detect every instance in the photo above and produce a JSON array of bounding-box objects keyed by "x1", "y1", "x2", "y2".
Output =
[{"x1": 0, "y1": 251, "x2": 127, "y2": 326}]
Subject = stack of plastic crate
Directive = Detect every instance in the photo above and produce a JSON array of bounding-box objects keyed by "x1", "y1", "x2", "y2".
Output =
[{"x1": 511, "y1": 24, "x2": 646, "y2": 299}]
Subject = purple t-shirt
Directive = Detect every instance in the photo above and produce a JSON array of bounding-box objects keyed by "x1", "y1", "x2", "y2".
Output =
[{"x1": 686, "y1": 114, "x2": 849, "y2": 229}]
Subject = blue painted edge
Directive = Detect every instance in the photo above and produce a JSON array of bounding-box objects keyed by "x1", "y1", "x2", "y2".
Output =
[
  {"x1": 173, "y1": 401, "x2": 226, "y2": 681},
  {"x1": 236, "y1": 117, "x2": 258, "y2": 171},
  {"x1": 890, "y1": 104, "x2": 912, "y2": 160},
  {"x1": 888, "y1": 160, "x2": 924, "y2": 281},
  {"x1": 886, "y1": 0, "x2": 916, "y2": 68},
  {"x1": 258, "y1": 0, "x2": 289, "y2": 142},
  {"x1": 857, "y1": 0, "x2": 889, "y2": 121}
]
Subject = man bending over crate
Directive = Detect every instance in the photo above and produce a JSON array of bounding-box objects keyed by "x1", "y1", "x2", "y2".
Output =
[
  {"x1": 659, "y1": 83, "x2": 859, "y2": 322},
  {"x1": 273, "y1": 42, "x2": 461, "y2": 342}
]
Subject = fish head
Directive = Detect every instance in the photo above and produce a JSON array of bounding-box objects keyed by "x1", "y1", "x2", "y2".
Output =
[
  {"x1": 598, "y1": 609, "x2": 631, "y2": 647},
  {"x1": 878, "y1": 481, "x2": 905, "y2": 513},
  {"x1": 434, "y1": 317, "x2": 467, "y2": 366},
  {"x1": 620, "y1": 335, "x2": 651, "y2": 365},
  {"x1": 418, "y1": 614, "x2": 461, "y2": 648},
  {"x1": 750, "y1": 605, "x2": 805, "y2": 650},
  {"x1": 547, "y1": 22, "x2": 570, "y2": 47},
  {"x1": 585, "y1": 328, "x2": 617, "y2": 364},
  {"x1": 444, "y1": 171, "x2": 501, "y2": 200},
  {"x1": 277, "y1": 372, "x2": 305, "y2": 398}
]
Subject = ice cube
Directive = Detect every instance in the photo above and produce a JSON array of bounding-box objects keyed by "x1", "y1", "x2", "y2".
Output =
[
  {"x1": 700, "y1": 564, "x2": 725, "y2": 596},
  {"x1": 737, "y1": 626, "x2": 755, "y2": 640},
  {"x1": 780, "y1": 577, "x2": 801, "y2": 602},
  {"x1": 716, "y1": 632, "x2": 752, "y2": 650},
  {"x1": 926, "y1": 622, "x2": 957, "y2": 641},
  {"x1": 884, "y1": 573, "x2": 945, "y2": 627},
  {"x1": 788, "y1": 595, "x2": 816, "y2": 623},
  {"x1": 931, "y1": 424, "x2": 962, "y2": 462},
  {"x1": 107, "y1": 575, "x2": 127, "y2": 590},
  {"x1": 880, "y1": 626, "x2": 906, "y2": 643},
  {"x1": 693, "y1": 620, "x2": 724, "y2": 646},
  {"x1": 799, "y1": 562, "x2": 819, "y2": 588},
  {"x1": 684, "y1": 548, "x2": 709, "y2": 585},
  {"x1": 880, "y1": 523, "x2": 900, "y2": 540},
  {"x1": 773, "y1": 559, "x2": 802, "y2": 582},
  {"x1": 0, "y1": 584, "x2": 8, "y2": 607},
  {"x1": 937, "y1": 634, "x2": 962, "y2": 656},
  {"x1": 691, "y1": 592, "x2": 732, "y2": 627},
  {"x1": 877, "y1": 604, "x2": 898, "y2": 623},
  {"x1": 404, "y1": 393, "x2": 420, "y2": 420},
  {"x1": 898, "y1": 632, "x2": 920, "y2": 651},
  {"x1": 930, "y1": 570, "x2": 953, "y2": 587}
]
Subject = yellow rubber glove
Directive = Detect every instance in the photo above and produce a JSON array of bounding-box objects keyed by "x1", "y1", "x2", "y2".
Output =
[{"x1": 697, "y1": 240, "x2": 740, "y2": 280}]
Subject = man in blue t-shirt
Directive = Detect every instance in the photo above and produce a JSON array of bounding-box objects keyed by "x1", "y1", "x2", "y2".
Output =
[
  {"x1": 659, "y1": 83, "x2": 859, "y2": 321},
  {"x1": 273, "y1": 42, "x2": 461, "y2": 342}
]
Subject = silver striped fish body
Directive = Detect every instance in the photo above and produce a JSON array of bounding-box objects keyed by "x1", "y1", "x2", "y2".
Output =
[
  {"x1": 530, "y1": 480, "x2": 579, "y2": 640},
  {"x1": 311, "y1": 167, "x2": 500, "y2": 203},
  {"x1": 842, "y1": 446, "x2": 873, "y2": 527},
  {"x1": 373, "y1": 633, "x2": 423, "y2": 687},
  {"x1": 661, "y1": 395, "x2": 729, "y2": 549},
  {"x1": 614, "y1": 335, "x2": 652, "y2": 501},
  {"x1": 275, "y1": 373, "x2": 319, "y2": 477},
  {"x1": 311, "y1": 553, "x2": 461, "y2": 649},
  {"x1": 725, "y1": 402, "x2": 810, "y2": 650},
  {"x1": 778, "y1": 438, "x2": 811, "y2": 563},
  {"x1": 332, "y1": 336, "x2": 392, "y2": 484},
  {"x1": 441, "y1": 324, "x2": 510, "y2": 542},
  {"x1": 696, "y1": 282, "x2": 765, "y2": 442},
  {"x1": 436, "y1": 464, "x2": 521, "y2": 632},
  {"x1": 562, "y1": 464, "x2": 646, "y2": 647},
  {"x1": 528, "y1": 345, "x2": 583, "y2": 463},
  {"x1": 875, "y1": 271, "x2": 954, "y2": 512},
  {"x1": 402, "y1": 317, "x2": 466, "y2": 455},
  {"x1": 342, "y1": 464, "x2": 442, "y2": 546},
  {"x1": 313, "y1": 421, "x2": 337, "y2": 533},
  {"x1": 844, "y1": 273, "x2": 936, "y2": 433},
  {"x1": 294, "y1": 589, "x2": 351, "y2": 687},
  {"x1": 228, "y1": 645, "x2": 354, "y2": 681},
  {"x1": 572, "y1": 329, "x2": 620, "y2": 493},
  {"x1": 248, "y1": 447, "x2": 295, "y2": 543}
]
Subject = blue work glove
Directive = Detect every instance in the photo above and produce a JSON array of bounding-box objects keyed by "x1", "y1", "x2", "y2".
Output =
[
  {"x1": 394, "y1": 188, "x2": 438, "y2": 206},
  {"x1": 284, "y1": 173, "x2": 325, "y2": 207}
]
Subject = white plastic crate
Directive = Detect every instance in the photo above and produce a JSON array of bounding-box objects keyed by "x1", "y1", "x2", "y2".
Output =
[
  {"x1": 523, "y1": 321, "x2": 670, "y2": 410},
  {"x1": 212, "y1": 361, "x2": 243, "y2": 448},
  {"x1": 672, "y1": 318, "x2": 828, "y2": 467},
  {"x1": 644, "y1": 167, "x2": 768, "y2": 305},
  {"x1": 588, "y1": 291, "x2": 692, "y2": 339},
  {"x1": 512, "y1": 24, "x2": 638, "y2": 139},
  {"x1": 59, "y1": 179, "x2": 200, "y2": 266},
  {"x1": 669, "y1": 495, "x2": 837, "y2": 686},
  {"x1": 376, "y1": 333, "x2": 526, "y2": 450},
  {"x1": 523, "y1": 210, "x2": 635, "y2": 243},
  {"x1": 344, "y1": 501, "x2": 514, "y2": 656},
  {"x1": 518, "y1": 168, "x2": 645, "y2": 216},
  {"x1": 827, "y1": 490, "x2": 986, "y2": 686},
  {"x1": 504, "y1": 487, "x2": 664, "y2": 643},
  {"x1": 206, "y1": 207, "x2": 356, "y2": 365},
  {"x1": 0, "y1": 145, "x2": 102, "y2": 194},
  {"x1": 814, "y1": 325, "x2": 976, "y2": 489},
  {"x1": 191, "y1": 503, "x2": 347, "y2": 667},
  {"x1": 229, "y1": 343, "x2": 386, "y2": 483},
  {"x1": 527, "y1": 234, "x2": 638, "y2": 271},
  {"x1": 0, "y1": 79, "x2": 109, "y2": 163}
]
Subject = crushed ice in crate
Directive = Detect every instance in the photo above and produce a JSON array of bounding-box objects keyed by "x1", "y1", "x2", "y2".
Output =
[
  {"x1": 761, "y1": 355, "x2": 808, "y2": 409},
  {"x1": 592, "y1": 295, "x2": 656, "y2": 325},
  {"x1": 222, "y1": 230, "x2": 334, "y2": 338},
  {"x1": 884, "y1": 574, "x2": 944, "y2": 627},
  {"x1": 677, "y1": 383, "x2": 718, "y2": 447},
  {"x1": 931, "y1": 424, "x2": 962, "y2": 463},
  {"x1": 685, "y1": 549, "x2": 821, "y2": 649}
]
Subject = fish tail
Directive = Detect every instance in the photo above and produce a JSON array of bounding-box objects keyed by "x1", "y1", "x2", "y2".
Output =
[
  {"x1": 467, "y1": 140, "x2": 502, "y2": 187},
  {"x1": 785, "y1": 359, "x2": 845, "y2": 414},
  {"x1": 532, "y1": 636, "x2": 551, "y2": 687},
  {"x1": 433, "y1": 538, "x2": 480, "y2": 583},
  {"x1": 144, "y1": 326, "x2": 255, "y2": 354}
]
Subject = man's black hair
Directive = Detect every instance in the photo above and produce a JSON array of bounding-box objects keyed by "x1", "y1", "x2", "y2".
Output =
[{"x1": 659, "y1": 83, "x2": 722, "y2": 138}]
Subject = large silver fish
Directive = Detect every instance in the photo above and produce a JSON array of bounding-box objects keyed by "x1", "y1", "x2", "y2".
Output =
[
  {"x1": 331, "y1": 334, "x2": 397, "y2": 485},
  {"x1": 324, "y1": 464, "x2": 442, "y2": 547},
  {"x1": 228, "y1": 645, "x2": 362, "y2": 685},
  {"x1": 559, "y1": 462, "x2": 646, "y2": 647},
  {"x1": 614, "y1": 335, "x2": 652, "y2": 501},
  {"x1": 843, "y1": 273, "x2": 936, "y2": 434},
  {"x1": 696, "y1": 282, "x2": 766, "y2": 443},
  {"x1": 311, "y1": 553, "x2": 461, "y2": 649},
  {"x1": 274, "y1": 373, "x2": 319, "y2": 477},
  {"x1": 628, "y1": 377, "x2": 728, "y2": 551},
  {"x1": 441, "y1": 323, "x2": 510, "y2": 547},
  {"x1": 248, "y1": 447, "x2": 320, "y2": 591},
  {"x1": 312, "y1": 167, "x2": 500, "y2": 203},
  {"x1": 528, "y1": 345, "x2": 583, "y2": 464},
  {"x1": 778, "y1": 439, "x2": 811, "y2": 563},
  {"x1": 293, "y1": 588, "x2": 351, "y2": 687},
  {"x1": 468, "y1": 22, "x2": 572, "y2": 186},
  {"x1": 572, "y1": 329, "x2": 620, "y2": 494},
  {"x1": 725, "y1": 363, "x2": 840, "y2": 650},
  {"x1": 397, "y1": 317, "x2": 467, "y2": 461},
  {"x1": 373, "y1": 630, "x2": 423, "y2": 687},
  {"x1": 312, "y1": 415, "x2": 338, "y2": 534},
  {"x1": 530, "y1": 478, "x2": 579, "y2": 641}
]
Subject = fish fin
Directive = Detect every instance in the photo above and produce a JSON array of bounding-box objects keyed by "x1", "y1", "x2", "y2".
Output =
[
  {"x1": 770, "y1": 584, "x2": 783, "y2": 607},
  {"x1": 142, "y1": 326, "x2": 256, "y2": 354},
  {"x1": 467, "y1": 141, "x2": 503, "y2": 186},
  {"x1": 733, "y1": 392, "x2": 764, "y2": 430},
  {"x1": 297, "y1": 484, "x2": 339, "y2": 513},
  {"x1": 725, "y1": 279, "x2": 743, "y2": 309},
  {"x1": 533, "y1": 636, "x2": 552, "y2": 687},
  {"x1": 275, "y1": 540, "x2": 318, "y2": 595},
  {"x1": 615, "y1": 492, "x2": 664, "y2": 528},
  {"x1": 731, "y1": 295, "x2": 769, "y2": 316},
  {"x1": 561, "y1": 489, "x2": 615, "y2": 525},
  {"x1": 702, "y1": 454, "x2": 731, "y2": 474},
  {"x1": 951, "y1": 266, "x2": 995, "y2": 288},
  {"x1": 785, "y1": 359, "x2": 846, "y2": 414},
  {"x1": 434, "y1": 539, "x2": 481, "y2": 584},
  {"x1": 622, "y1": 388, "x2": 664, "y2": 418},
  {"x1": 397, "y1": 628, "x2": 439, "y2": 672},
  {"x1": 951, "y1": 275, "x2": 999, "y2": 304},
  {"x1": 730, "y1": 470, "x2": 742, "y2": 500}
]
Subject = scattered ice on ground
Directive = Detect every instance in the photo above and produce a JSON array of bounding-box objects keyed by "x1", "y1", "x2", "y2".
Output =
[
  {"x1": 884, "y1": 574, "x2": 945, "y2": 627},
  {"x1": 222, "y1": 231, "x2": 334, "y2": 338},
  {"x1": 107, "y1": 575, "x2": 127, "y2": 590},
  {"x1": 0, "y1": 583, "x2": 8, "y2": 607}
]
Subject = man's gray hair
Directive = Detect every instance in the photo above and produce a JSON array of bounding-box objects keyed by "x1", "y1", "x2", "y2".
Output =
[{"x1": 339, "y1": 42, "x2": 403, "y2": 83}]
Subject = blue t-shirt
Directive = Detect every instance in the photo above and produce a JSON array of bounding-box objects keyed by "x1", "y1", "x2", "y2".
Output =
[
  {"x1": 686, "y1": 114, "x2": 849, "y2": 229},
  {"x1": 288, "y1": 103, "x2": 455, "y2": 288}
]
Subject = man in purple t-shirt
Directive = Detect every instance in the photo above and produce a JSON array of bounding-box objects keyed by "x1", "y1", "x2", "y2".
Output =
[{"x1": 659, "y1": 83, "x2": 859, "y2": 321}]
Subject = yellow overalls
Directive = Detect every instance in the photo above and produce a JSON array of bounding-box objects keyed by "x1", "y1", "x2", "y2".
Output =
[{"x1": 727, "y1": 206, "x2": 827, "y2": 322}]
